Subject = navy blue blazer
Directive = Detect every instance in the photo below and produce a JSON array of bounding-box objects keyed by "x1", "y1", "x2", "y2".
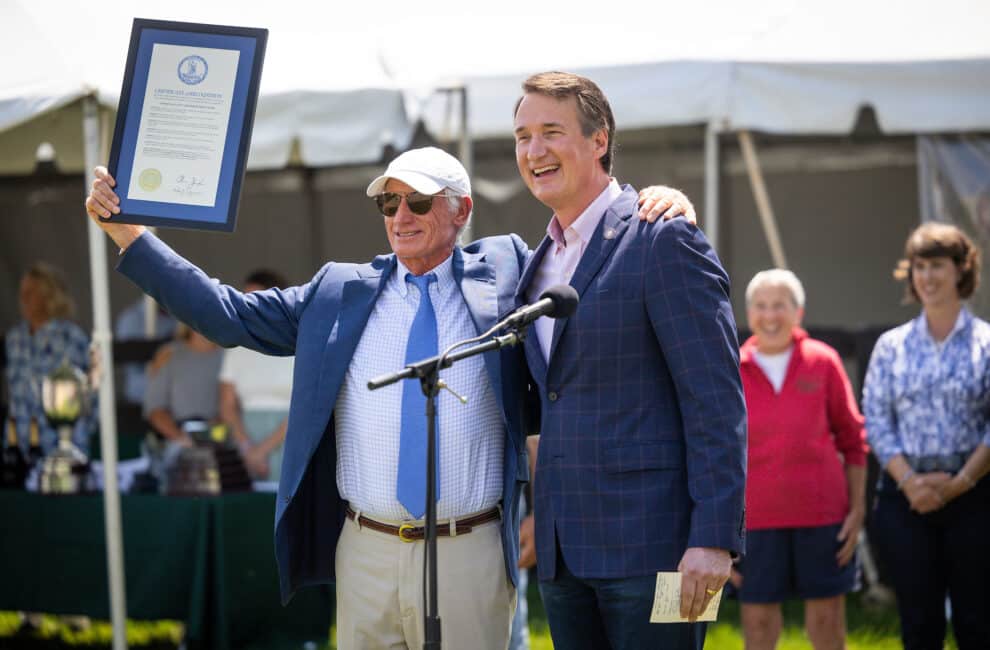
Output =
[
  {"x1": 517, "y1": 187, "x2": 747, "y2": 581},
  {"x1": 118, "y1": 232, "x2": 535, "y2": 603}
]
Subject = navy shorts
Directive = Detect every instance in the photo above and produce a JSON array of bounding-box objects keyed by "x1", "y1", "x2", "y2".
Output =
[{"x1": 736, "y1": 523, "x2": 859, "y2": 603}]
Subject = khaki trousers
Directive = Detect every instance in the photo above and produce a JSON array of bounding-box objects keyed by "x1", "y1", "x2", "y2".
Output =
[{"x1": 335, "y1": 513, "x2": 515, "y2": 650}]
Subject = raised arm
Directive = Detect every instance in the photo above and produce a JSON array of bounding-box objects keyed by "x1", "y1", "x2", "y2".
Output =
[{"x1": 84, "y1": 167, "x2": 327, "y2": 355}]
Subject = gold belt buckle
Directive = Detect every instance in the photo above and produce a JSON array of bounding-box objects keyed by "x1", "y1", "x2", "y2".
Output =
[{"x1": 398, "y1": 523, "x2": 417, "y2": 542}]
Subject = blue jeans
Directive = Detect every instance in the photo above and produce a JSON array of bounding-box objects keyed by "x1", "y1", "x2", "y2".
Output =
[{"x1": 539, "y1": 552, "x2": 705, "y2": 650}]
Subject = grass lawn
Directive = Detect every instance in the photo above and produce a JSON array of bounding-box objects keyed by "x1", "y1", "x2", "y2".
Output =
[
  {"x1": 524, "y1": 578, "x2": 921, "y2": 650},
  {"x1": 1, "y1": 584, "x2": 951, "y2": 649}
]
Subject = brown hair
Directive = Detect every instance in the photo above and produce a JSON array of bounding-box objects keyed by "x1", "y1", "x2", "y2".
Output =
[
  {"x1": 23, "y1": 261, "x2": 74, "y2": 320},
  {"x1": 514, "y1": 71, "x2": 616, "y2": 174},
  {"x1": 893, "y1": 222, "x2": 981, "y2": 301}
]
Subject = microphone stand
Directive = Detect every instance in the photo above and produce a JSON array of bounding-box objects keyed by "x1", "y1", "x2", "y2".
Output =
[{"x1": 368, "y1": 324, "x2": 530, "y2": 650}]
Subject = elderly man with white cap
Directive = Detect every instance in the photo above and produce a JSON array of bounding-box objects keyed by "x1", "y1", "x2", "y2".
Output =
[{"x1": 85, "y1": 147, "x2": 692, "y2": 650}]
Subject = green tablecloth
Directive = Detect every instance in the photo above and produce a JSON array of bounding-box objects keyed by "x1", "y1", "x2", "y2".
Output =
[{"x1": 0, "y1": 491, "x2": 332, "y2": 649}]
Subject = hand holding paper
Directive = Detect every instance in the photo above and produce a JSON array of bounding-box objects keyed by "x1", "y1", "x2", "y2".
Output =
[{"x1": 651, "y1": 572, "x2": 723, "y2": 624}]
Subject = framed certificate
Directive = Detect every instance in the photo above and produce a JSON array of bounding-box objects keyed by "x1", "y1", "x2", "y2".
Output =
[{"x1": 105, "y1": 19, "x2": 267, "y2": 231}]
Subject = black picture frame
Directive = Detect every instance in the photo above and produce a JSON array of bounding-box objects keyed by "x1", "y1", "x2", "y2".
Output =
[{"x1": 104, "y1": 18, "x2": 267, "y2": 232}]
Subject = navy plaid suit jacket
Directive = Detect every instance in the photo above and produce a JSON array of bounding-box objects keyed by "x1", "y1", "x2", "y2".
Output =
[{"x1": 518, "y1": 186, "x2": 747, "y2": 581}]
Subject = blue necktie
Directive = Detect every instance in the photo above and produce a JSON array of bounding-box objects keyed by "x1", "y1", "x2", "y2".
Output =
[{"x1": 397, "y1": 272, "x2": 439, "y2": 519}]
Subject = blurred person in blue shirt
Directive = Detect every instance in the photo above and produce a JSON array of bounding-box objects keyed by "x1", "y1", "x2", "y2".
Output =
[{"x1": 114, "y1": 296, "x2": 177, "y2": 404}]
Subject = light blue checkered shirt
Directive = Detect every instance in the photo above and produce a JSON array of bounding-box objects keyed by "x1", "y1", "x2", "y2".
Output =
[{"x1": 334, "y1": 254, "x2": 505, "y2": 521}]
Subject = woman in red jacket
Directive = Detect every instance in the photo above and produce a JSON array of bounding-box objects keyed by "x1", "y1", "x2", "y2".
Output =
[{"x1": 734, "y1": 269, "x2": 868, "y2": 650}]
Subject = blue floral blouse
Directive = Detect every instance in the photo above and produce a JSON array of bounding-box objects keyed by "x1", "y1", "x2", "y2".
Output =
[
  {"x1": 863, "y1": 307, "x2": 990, "y2": 468},
  {"x1": 4, "y1": 319, "x2": 95, "y2": 454}
]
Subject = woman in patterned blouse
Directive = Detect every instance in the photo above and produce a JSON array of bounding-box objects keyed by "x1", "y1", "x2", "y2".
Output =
[
  {"x1": 4, "y1": 262, "x2": 94, "y2": 454},
  {"x1": 863, "y1": 223, "x2": 990, "y2": 650}
]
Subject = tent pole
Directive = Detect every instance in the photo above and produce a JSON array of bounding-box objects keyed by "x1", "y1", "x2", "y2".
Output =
[
  {"x1": 457, "y1": 85, "x2": 473, "y2": 243},
  {"x1": 703, "y1": 121, "x2": 721, "y2": 251},
  {"x1": 738, "y1": 130, "x2": 788, "y2": 269},
  {"x1": 84, "y1": 93, "x2": 128, "y2": 650}
]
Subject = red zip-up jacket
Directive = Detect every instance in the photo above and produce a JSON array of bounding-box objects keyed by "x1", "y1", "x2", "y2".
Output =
[{"x1": 740, "y1": 328, "x2": 868, "y2": 530}]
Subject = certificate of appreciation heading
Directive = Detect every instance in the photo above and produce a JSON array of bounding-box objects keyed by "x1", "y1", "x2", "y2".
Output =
[{"x1": 127, "y1": 44, "x2": 240, "y2": 207}]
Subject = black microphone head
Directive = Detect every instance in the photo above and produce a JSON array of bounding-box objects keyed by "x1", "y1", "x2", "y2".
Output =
[{"x1": 539, "y1": 284, "x2": 579, "y2": 318}]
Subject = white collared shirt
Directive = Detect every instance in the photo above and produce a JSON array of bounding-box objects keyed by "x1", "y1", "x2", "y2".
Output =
[
  {"x1": 527, "y1": 179, "x2": 623, "y2": 362},
  {"x1": 334, "y1": 254, "x2": 505, "y2": 521}
]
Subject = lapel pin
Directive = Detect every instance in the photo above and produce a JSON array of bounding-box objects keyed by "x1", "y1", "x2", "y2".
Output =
[{"x1": 603, "y1": 227, "x2": 617, "y2": 240}]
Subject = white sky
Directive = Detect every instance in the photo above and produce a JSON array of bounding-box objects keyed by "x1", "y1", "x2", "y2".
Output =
[{"x1": 4, "y1": 0, "x2": 989, "y2": 97}]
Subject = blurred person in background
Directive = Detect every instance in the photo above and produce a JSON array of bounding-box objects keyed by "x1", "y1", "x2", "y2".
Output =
[
  {"x1": 219, "y1": 269, "x2": 294, "y2": 483},
  {"x1": 863, "y1": 223, "x2": 990, "y2": 650},
  {"x1": 5, "y1": 262, "x2": 95, "y2": 454},
  {"x1": 144, "y1": 322, "x2": 223, "y2": 445},
  {"x1": 114, "y1": 296, "x2": 177, "y2": 404},
  {"x1": 735, "y1": 269, "x2": 867, "y2": 650}
]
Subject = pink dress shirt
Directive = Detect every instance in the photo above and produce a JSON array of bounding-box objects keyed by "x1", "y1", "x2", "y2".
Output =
[{"x1": 527, "y1": 180, "x2": 623, "y2": 362}]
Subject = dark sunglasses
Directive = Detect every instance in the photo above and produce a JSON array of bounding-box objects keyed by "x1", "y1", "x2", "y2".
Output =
[{"x1": 374, "y1": 191, "x2": 455, "y2": 217}]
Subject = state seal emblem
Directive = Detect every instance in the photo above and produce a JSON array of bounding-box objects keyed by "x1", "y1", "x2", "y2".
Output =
[
  {"x1": 177, "y1": 55, "x2": 208, "y2": 85},
  {"x1": 138, "y1": 168, "x2": 162, "y2": 191}
]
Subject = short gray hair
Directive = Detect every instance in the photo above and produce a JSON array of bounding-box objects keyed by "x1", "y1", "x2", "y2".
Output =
[
  {"x1": 745, "y1": 269, "x2": 806, "y2": 308},
  {"x1": 444, "y1": 193, "x2": 472, "y2": 234}
]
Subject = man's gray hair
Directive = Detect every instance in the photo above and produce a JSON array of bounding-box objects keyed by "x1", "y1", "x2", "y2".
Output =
[
  {"x1": 745, "y1": 269, "x2": 806, "y2": 308},
  {"x1": 445, "y1": 192, "x2": 472, "y2": 233}
]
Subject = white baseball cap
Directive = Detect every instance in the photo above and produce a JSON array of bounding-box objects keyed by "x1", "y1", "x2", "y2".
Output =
[{"x1": 366, "y1": 147, "x2": 471, "y2": 197}]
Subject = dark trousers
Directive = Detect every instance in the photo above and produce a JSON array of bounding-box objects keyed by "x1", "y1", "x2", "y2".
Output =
[
  {"x1": 873, "y1": 475, "x2": 990, "y2": 650},
  {"x1": 539, "y1": 547, "x2": 705, "y2": 650}
]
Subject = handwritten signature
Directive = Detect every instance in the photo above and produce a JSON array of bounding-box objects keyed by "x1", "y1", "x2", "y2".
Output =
[{"x1": 171, "y1": 175, "x2": 206, "y2": 196}]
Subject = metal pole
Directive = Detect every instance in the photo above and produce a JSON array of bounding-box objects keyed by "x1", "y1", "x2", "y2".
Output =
[
  {"x1": 457, "y1": 85, "x2": 473, "y2": 244},
  {"x1": 738, "y1": 130, "x2": 788, "y2": 269},
  {"x1": 703, "y1": 121, "x2": 721, "y2": 250},
  {"x1": 84, "y1": 93, "x2": 128, "y2": 650},
  {"x1": 422, "y1": 378, "x2": 441, "y2": 650}
]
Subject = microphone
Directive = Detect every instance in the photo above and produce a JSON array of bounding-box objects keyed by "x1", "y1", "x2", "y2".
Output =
[
  {"x1": 502, "y1": 284, "x2": 579, "y2": 330},
  {"x1": 368, "y1": 286, "x2": 578, "y2": 391}
]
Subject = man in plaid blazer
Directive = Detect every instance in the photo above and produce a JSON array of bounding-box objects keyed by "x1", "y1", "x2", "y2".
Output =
[{"x1": 513, "y1": 72, "x2": 747, "y2": 649}]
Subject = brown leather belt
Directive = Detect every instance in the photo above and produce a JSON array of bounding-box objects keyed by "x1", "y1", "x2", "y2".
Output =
[{"x1": 345, "y1": 505, "x2": 501, "y2": 542}]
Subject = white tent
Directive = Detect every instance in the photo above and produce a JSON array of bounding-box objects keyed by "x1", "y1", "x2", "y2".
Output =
[
  {"x1": 419, "y1": 58, "x2": 990, "y2": 140},
  {"x1": 0, "y1": 2, "x2": 416, "y2": 174},
  {"x1": 7, "y1": 0, "x2": 989, "y2": 174},
  {"x1": 7, "y1": 0, "x2": 990, "y2": 167}
]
